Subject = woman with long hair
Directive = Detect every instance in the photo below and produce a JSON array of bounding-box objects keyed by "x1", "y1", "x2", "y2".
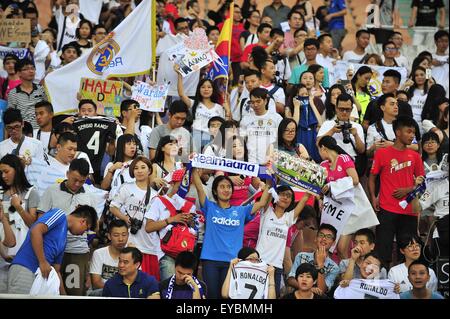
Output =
[
  {"x1": 240, "y1": 9, "x2": 261, "y2": 51},
  {"x1": 203, "y1": 120, "x2": 238, "y2": 158},
  {"x1": 351, "y1": 65, "x2": 373, "y2": 123},
  {"x1": 151, "y1": 135, "x2": 181, "y2": 190},
  {"x1": 421, "y1": 84, "x2": 448, "y2": 130},
  {"x1": 276, "y1": 118, "x2": 310, "y2": 159},
  {"x1": 71, "y1": 19, "x2": 93, "y2": 54},
  {"x1": 436, "y1": 107, "x2": 449, "y2": 154},
  {"x1": 109, "y1": 156, "x2": 158, "y2": 278},
  {"x1": 0, "y1": 154, "x2": 39, "y2": 256},
  {"x1": 191, "y1": 167, "x2": 271, "y2": 299},
  {"x1": 307, "y1": 64, "x2": 326, "y2": 101},
  {"x1": 175, "y1": 65, "x2": 231, "y2": 152}
]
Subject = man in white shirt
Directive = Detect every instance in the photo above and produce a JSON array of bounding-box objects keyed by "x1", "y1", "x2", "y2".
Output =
[
  {"x1": 0, "y1": 109, "x2": 44, "y2": 164},
  {"x1": 431, "y1": 30, "x2": 449, "y2": 98},
  {"x1": 317, "y1": 93, "x2": 365, "y2": 158},
  {"x1": 33, "y1": 101, "x2": 54, "y2": 154},
  {"x1": 342, "y1": 29, "x2": 370, "y2": 64},
  {"x1": 316, "y1": 33, "x2": 338, "y2": 86},
  {"x1": 259, "y1": 59, "x2": 286, "y2": 114},
  {"x1": 89, "y1": 219, "x2": 129, "y2": 295},
  {"x1": 240, "y1": 88, "x2": 283, "y2": 164},
  {"x1": 387, "y1": 32, "x2": 409, "y2": 70},
  {"x1": 156, "y1": 18, "x2": 199, "y2": 102}
]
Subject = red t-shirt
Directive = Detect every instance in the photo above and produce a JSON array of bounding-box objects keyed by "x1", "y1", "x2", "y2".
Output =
[
  {"x1": 240, "y1": 44, "x2": 268, "y2": 63},
  {"x1": 320, "y1": 154, "x2": 355, "y2": 183},
  {"x1": 371, "y1": 146, "x2": 425, "y2": 215},
  {"x1": 0, "y1": 77, "x2": 21, "y2": 100},
  {"x1": 243, "y1": 213, "x2": 260, "y2": 249},
  {"x1": 230, "y1": 176, "x2": 252, "y2": 206}
]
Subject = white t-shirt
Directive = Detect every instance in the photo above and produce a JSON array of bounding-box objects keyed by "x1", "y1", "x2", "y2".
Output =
[
  {"x1": 0, "y1": 136, "x2": 44, "y2": 162},
  {"x1": 388, "y1": 263, "x2": 438, "y2": 293},
  {"x1": 236, "y1": 87, "x2": 277, "y2": 122},
  {"x1": 144, "y1": 194, "x2": 196, "y2": 253},
  {"x1": 103, "y1": 161, "x2": 134, "y2": 200},
  {"x1": 110, "y1": 182, "x2": 157, "y2": 255},
  {"x1": 156, "y1": 33, "x2": 200, "y2": 96},
  {"x1": 48, "y1": 152, "x2": 94, "y2": 175},
  {"x1": 256, "y1": 206, "x2": 297, "y2": 268},
  {"x1": 432, "y1": 53, "x2": 449, "y2": 98},
  {"x1": 366, "y1": 119, "x2": 396, "y2": 150},
  {"x1": 33, "y1": 129, "x2": 51, "y2": 154},
  {"x1": 334, "y1": 279, "x2": 400, "y2": 299},
  {"x1": 55, "y1": 7, "x2": 80, "y2": 51},
  {"x1": 240, "y1": 111, "x2": 283, "y2": 164},
  {"x1": 409, "y1": 89, "x2": 427, "y2": 131},
  {"x1": 228, "y1": 260, "x2": 269, "y2": 299},
  {"x1": 190, "y1": 99, "x2": 225, "y2": 133},
  {"x1": 317, "y1": 120, "x2": 365, "y2": 158},
  {"x1": 342, "y1": 50, "x2": 367, "y2": 64},
  {"x1": 316, "y1": 53, "x2": 336, "y2": 86},
  {"x1": 79, "y1": 0, "x2": 103, "y2": 24},
  {"x1": 89, "y1": 246, "x2": 119, "y2": 283}
]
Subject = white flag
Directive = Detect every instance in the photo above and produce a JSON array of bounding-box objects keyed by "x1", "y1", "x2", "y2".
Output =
[{"x1": 44, "y1": 0, "x2": 154, "y2": 114}]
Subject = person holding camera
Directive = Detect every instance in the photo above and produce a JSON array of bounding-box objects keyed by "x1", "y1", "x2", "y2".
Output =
[
  {"x1": 0, "y1": 154, "x2": 39, "y2": 259},
  {"x1": 109, "y1": 156, "x2": 158, "y2": 278},
  {"x1": 266, "y1": 28, "x2": 291, "y2": 90},
  {"x1": 317, "y1": 93, "x2": 365, "y2": 160}
]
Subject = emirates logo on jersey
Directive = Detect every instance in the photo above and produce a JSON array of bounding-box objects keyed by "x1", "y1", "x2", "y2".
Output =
[{"x1": 181, "y1": 239, "x2": 188, "y2": 248}]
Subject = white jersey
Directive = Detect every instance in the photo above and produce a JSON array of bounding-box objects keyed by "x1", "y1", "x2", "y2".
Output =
[
  {"x1": 0, "y1": 136, "x2": 44, "y2": 162},
  {"x1": 256, "y1": 206, "x2": 296, "y2": 268},
  {"x1": 388, "y1": 263, "x2": 438, "y2": 293},
  {"x1": 228, "y1": 261, "x2": 269, "y2": 299},
  {"x1": 420, "y1": 176, "x2": 449, "y2": 219},
  {"x1": 409, "y1": 89, "x2": 427, "y2": 132},
  {"x1": 334, "y1": 279, "x2": 400, "y2": 299}
]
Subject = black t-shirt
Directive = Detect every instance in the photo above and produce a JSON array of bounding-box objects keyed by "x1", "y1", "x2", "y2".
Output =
[
  {"x1": 412, "y1": 0, "x2": 445, "y2": 26},
  {"x1": 73, "y1": 116, "x2": 118, "y2": 182},
  {"x1": 159, "y1": 278, "x2": 207, "y2": 299},
  {"x1": 281, "y1": 292, "x2": 328, "y2": 299}
]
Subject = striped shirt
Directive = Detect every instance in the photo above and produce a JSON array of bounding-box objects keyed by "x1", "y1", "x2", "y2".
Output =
[{"x1": 7, "y1": 84, "x2": 47, "y2": 129}]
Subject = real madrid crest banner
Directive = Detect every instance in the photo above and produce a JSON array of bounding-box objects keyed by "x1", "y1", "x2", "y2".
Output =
[
  {"x1": 334, "y1": 61, "x2": 408, "y2": 97},
  {"x1": 44, "y1": 0, "x2": 154, "y2": 115}
]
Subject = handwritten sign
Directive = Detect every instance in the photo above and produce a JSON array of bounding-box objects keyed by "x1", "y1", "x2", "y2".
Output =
[
  {"x1": 79, "y1": 78, "x2": 123, "y2": 117},
  {"x1": 0, "y1": 19, "x2": 31, "y2": 43},
  {"x1": 131, "y1": 81, "x2": 168, "y2": 112},
  {"x1": 168, "y1": 28, "x2": 219, "y2": 77}
]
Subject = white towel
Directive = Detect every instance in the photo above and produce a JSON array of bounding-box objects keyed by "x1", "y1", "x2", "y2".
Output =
[{"x1": 30, "y1": 267, "x2": 60, "y2": 296}]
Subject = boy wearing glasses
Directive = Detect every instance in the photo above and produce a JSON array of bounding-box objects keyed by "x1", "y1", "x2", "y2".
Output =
[
  {"x1": 0, "y1": 109, "x2": 44, "y2": 164},
  {"x1": 287, "y1": 223, "x2": 339, "y2": 295}
]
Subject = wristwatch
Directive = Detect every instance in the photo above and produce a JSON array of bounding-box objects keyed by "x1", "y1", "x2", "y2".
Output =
[{"x1": 317, "y1": 267, "x2": 326, "y2": 274}]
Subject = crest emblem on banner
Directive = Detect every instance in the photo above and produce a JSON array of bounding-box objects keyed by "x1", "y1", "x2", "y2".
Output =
[{"x1": 87, "y1": 33, "x2": 120, "y2": 75}]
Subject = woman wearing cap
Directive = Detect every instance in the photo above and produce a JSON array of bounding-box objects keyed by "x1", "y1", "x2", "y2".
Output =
[{"x1": 318, "y1": 136, "x2": 378, "y2": 260}]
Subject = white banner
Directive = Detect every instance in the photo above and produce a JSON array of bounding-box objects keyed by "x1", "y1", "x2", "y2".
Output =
[
  {"x1": 321, "y1": 195, "x2": 355, "y2": 252},
  {"x1": 45, "y1": 0, "x2": 154, "y2": 114},
  {"x1": 334, "y1": 279, "x2": 400, "y2": 299},
  {"x1": 334, "y1": 61, "x2": 408, "y2": 97},
  {"x1": 168, "y1": 28, "x2": 219, "y2": 77},
  {"x1": 131, "y1": 81, "x2": 168, "y2": 112},
  {"x1": 191, "y1": 154, "x2": 260, "y2": 177}
]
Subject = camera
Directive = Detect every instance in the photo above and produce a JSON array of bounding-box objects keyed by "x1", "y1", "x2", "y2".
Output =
[
  {"x1": 8, "y1": 205, "x2": 16, "y2": 213},
  {"x1": 337, "y1": 120, "x2": 353, "y2": 144},
  {"x1": 271, "y1": 51, "x2": 283, "y2": 64},
  {"x1": 129, "y1": 217, "x2": 143, "y2": 235}
]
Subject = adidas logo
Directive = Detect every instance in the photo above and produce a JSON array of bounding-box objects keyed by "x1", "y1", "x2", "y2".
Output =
[{"x1": 212, "y1": 217, "x2": 240, "y2": 226}]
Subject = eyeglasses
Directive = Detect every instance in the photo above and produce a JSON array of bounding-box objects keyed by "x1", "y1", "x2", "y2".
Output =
[
  {"x1": 5, "y1": 124, "x2": 22, "y2": 131},
  {"x1": 318, "y1": 232, "x2": 334, "y2": 240},
  {"x1": 385, "y1": 47, "x2": 398, "y2": 52},
  {"x1": 406, "y1": 243, "x2": 421, "y2": 251},
  {"x1": 337, "y1": 107, "x2": 352, "y2": 113}
]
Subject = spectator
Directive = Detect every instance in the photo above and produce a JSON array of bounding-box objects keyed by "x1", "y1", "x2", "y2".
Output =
[
  {"x1": 399, "y1": 261, "x2": 444, "y2": 299},
  {"x1": 281, "y1": 263, "x2": 328, "y2": 299},
  {"x1": 287, "y1": 223, "x2": 340, "y2": 295},
  {"x1": 324, "y1": 84, "x2": 359, "y2": 122},
  {"x1": 382, "y1": 41, "x2": 400, "y2": 67},
  {"x1": 70, "y1": 19, "x2": 93, "y2": 54},
  {"x1": 408, "y1": 0, "x2": 446, "y2": 47},
  {"x1": 431, "y1": 30, "x2": 449, "y2": 98},
  {"x1": 0, "y1": 154, "x2": 39, "y2": 256},
  {"x1": 240, "y1": 9, "x2": 261, "y2": 51},
  {"x1": 317, "y1": 93, "x2": 365, "y2": 160},
  {"x1": 389, "y1": 234, "x2": 438, "y2": 293},
  {"x1": 262, "y1": 0, "x2": 291, "y2": 29},
  {"x1": 283, "y1": 10, "x2": 307, "y2": 52},
  {"x1": 89, "y1": 219, "x2": 129, "y2": 296},
  {"x1": 258, "y1": 58, "x2": 286, "y2": 114},
  {"x1": 150, "y1": 136, "x2": 181, "y2": 191},
  {"x1": 102, "y1": 247, "x2": 160, "y2": 298},
  {"x1": 240, "y1": 23, "x2": 272, "y2": 69},
  {"x1": 316, "y1": 33, "x2": 339, "y2": 87},
  {"x1": 7, "y1": 205, "x2": 97, "y2": 295},
  {"x1": 33, "y1": 101, "x2": 54, "y2": 154},
  {"x1": 0, "y1": 193, "x2": 16, "y2": 292},
  {"x1": 92, "y1": 24, "x2": 108, "y2": 45},
  {"x1": 7, "y1": 59, "x2": 47, "y2": 129},
  {"x1": 0, "y1": 54, "x2": 21, "y2": 101},
  {"x1": 350, "y1": 65, "x2": 373, "y2": 123},
  {"x1": 53, "y1": 0, "x2": 82, "y2": 52},
  {"x1": 276, "y1": 117, "x2": 310, "y2": 160},
  {"x1": 159, "y1": 251, "x2": 207, "y2": 299},
  {"x1": 342, "y1": 30, "x2": 370, "y2": 64},
  {"x1": 324, "y1": 0, "x2": 347, "y2": 51},
  {"x1": 0, "y1": 109, "x2": 45, "y2": 164},
  {"x1": 308, "y1": 64, "x2": 327, "y2": 99},
  {"x1": 267, "y1": 28, "x2": 292, "y2": 88},
  {"x1": 204, "y1": 120, "x2": 238, "y2": 157},
  {"x1": 287, "y1": 28, "x2": 308, "y2": 71},
  {"x1": 369, "y1": 116, "x2": 425, "y2": 267},
  {"x1": 387, "y1": 32, "x2": 409, "y2": 69}
]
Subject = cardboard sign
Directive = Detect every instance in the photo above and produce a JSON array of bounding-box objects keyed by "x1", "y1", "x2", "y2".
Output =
[
  {"x1": 168, "y1": 28, "x2": 219, "y2": 77},
  {"x1": 79, "y1": 78, "x2": 123, "y2": 117},
  {"x1": 131, "y1": 81, "x2": 168, "y2": 112},
  {"x1": 0, "y1": 19, "x2": 31, "y2": 43},
  {"x1": 272, "y1": 150, "x2": 327, "y2": 196}
]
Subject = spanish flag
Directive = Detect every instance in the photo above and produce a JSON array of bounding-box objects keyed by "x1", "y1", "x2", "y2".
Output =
[{"x1": 208, "y1": 3, "x2": 233, "y2": 81}]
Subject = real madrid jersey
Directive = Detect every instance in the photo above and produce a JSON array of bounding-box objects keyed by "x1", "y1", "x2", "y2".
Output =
[{"x1": 228, "y1": 260, "x2": 269, "y2": 299}]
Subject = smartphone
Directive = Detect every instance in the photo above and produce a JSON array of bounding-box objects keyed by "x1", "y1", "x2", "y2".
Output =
[
  {"x1": 341, "y1": 79, "x2": 350, "y2": 86},
  {"x1": 426, "y1": 68, "x2": 432, "y2": 80}
]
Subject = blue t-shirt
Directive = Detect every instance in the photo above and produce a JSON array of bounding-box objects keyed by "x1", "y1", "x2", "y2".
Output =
[
  {"x1": 12, "y1": 208, "x2": 67, "y2": 273},
  {"x1": 200, "y1": 197, "x2": 254, "y2": 262},
  {"x1": 400, "y1": 290, "x2": 444, "y2": 299},
  {"x1": 328, "y1": 0, "x2": 346, "y2": 30},
  {"x1": 102, "y1": 270, "x2": 159, "y2": 298}
]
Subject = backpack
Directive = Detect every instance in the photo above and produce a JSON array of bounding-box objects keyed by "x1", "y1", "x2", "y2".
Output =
[{"x1": 158, "y1": 196, "x2": 196, "y2": 258}]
